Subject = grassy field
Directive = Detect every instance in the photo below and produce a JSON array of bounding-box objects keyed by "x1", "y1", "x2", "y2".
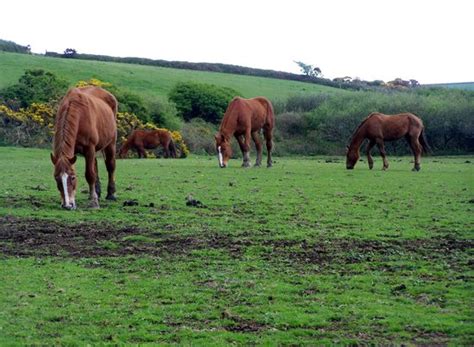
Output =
[
  {"x1": 0, "y1": 51, "x2": 344, "y2": 102},
  {"x1": 0, "y1": 147, "x2": 473, "y2": 345}
]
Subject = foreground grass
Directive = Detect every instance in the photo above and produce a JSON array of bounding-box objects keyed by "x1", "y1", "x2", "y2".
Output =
[
  {"x1": 0, "y1": 51, "x2": 344, "y2": 102},
  {"x1": 0, "y1": 147, "x2": 473, "y2": 345}
]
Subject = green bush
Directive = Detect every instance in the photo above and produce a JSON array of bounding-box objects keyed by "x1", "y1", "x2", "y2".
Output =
[
  {"x1": 0, "y1": 69, "x2": 68, "y2": 109},
  {"x1": 168, "y1": 82, "x2": 240, "y2": 123}
]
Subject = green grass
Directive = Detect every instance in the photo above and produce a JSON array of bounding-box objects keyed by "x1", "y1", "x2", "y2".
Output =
[
  {"x1": 0, "y1": 51, "x2": 345, "y2": 102},
  {"x1": 0, "y1": 147, "x2": 473, "y2": 345},
  {"x1": 427, "y1": 82, "x2": 474, "y2": 91}
]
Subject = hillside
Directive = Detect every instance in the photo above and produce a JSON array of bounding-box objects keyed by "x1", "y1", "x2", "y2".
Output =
[
  {"x1": 0, "y1": 51, "x2": 345, "y2": 102},
  {"x1": 425, "y1": 82, "x2": 474, "y2": 91}
]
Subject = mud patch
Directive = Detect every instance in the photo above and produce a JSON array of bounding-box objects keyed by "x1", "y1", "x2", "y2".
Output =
[{"x1": 0, "y1": 216, "x2": 246, "y2": 258}]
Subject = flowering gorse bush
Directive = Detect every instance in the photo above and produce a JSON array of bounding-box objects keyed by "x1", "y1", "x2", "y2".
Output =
[{"x1": 0, "y1": 102, "x2": 55, "y2": 146}]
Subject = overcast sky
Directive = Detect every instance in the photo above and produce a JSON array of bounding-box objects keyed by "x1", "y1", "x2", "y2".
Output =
[{"x1": 2, "y1": 0, "x2": 473, "y2": 84}]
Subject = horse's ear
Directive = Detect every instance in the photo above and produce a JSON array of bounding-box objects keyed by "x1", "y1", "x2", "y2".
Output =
[
  {"x1": 214, "y1": 133, "x2": 220, "y2": 141},
  {"x1": 69, "y1": 155, "x2": 77, "y2": 164},
  {"x1": 50, "y1": 153, "x2": 57, "y2": 164},
  {"x1": 345, "y1": 145, "x2": 349, "y2": 153}
]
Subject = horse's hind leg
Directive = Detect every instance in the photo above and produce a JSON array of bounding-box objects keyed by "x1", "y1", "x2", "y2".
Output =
[
  {"x1": 375, "y1": 139, "x2": 389, "y2": 170},
  {"x1": 366, "y1": 140, "x2": 376, "y2": 169},
  {"x1": 163, "y1": 142, "x2": 170, "y2": 158},
  {"x1": 94, "y1": 158, "x2": 101, "y2": 198},
  {"x1": 408, "y1": 135, "x2": 422, "y2": 171},
  {"x1": 84, "y1": 148, "x2": 100, "y2": 208},
  {"x1": 264, "y1": 127, "x2": 273, "y2": 168},
  {"x1": 251, "y1": 131, "x2": 263, "y2": 167},
  {"x1": 103, "y1": 144, "x2": 117, "y2": 200}
]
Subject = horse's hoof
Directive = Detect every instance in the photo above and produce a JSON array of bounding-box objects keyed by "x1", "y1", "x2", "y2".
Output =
[
  {"x1": 106, "y1": 194, "x2": 117, "y2": 201},
  {"x1": 89, "y1": 200, "x2": 100, "y2": 209},
  {"x1": 242, "y1": 162, "x2": 251, "y2": 168},
  {"x1": 254, "y1": 163, "x2": 261, "y2": 168}
]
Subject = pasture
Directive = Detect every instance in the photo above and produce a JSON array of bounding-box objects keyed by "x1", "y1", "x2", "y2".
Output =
[
  {"x1": 0, "y1": 52, "x2": 344, "y2": 102},
  {"x1": 0, "y1": 147, "x2": 473, "y2": 345}
]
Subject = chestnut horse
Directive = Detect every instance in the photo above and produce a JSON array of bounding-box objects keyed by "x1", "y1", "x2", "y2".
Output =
[
  {"x1": 50, "y1": 86, "x2": 117, "y2": 209},
  {"x1": 215, "y1": 96, "x2": 274, "y2": 168},
  {"x1": 346, "y1": 112, "x2": 429, "y2": 171},
  {"x1": 119, "y1": 129, "x2": 177, "y2": 158}
]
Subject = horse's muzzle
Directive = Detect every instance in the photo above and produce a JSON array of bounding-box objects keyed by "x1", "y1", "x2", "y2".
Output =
[
  {"x1": 62, "y1": 202, "x2": 77, "y2": 210},
  {"x1": 346, "y1": 165, "x2": 354, "y2": 170},
  {"x1": 219, "y1": 164, "x2": 227, "y2": 168}
]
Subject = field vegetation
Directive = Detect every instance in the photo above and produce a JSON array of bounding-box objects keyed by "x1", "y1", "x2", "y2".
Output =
[{"x1": 0, "y1": 147, "x2": 473, "y2": 345}]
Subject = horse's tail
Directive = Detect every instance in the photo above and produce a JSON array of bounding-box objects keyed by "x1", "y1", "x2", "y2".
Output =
[
  {"x1": 419, "y1": 128, "x2": 431, "y2": 154},
  {"x1": 168, "y1": 138, "x2": 177, "y2": 158},
  {"x1": 118, "y1": 140, "x2": 129, "y2": 158}
]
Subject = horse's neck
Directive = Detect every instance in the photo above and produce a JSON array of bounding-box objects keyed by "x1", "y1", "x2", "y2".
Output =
[
  {"x1": 348, "y1": 127, "x2": 366, "y2": 151},
  {"x1": 220, "y1": 115, "x2": 237, "y2": 138},
  {"x1": 54, "y1": 107, "x2": 79, "y2": 158}
]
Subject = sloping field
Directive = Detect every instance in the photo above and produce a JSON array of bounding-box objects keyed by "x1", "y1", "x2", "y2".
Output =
[{"x1": 0, "y1": 51, "x2": 345, "y2": 101}]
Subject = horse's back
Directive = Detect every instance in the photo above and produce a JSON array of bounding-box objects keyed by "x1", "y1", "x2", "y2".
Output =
[
  {"x1": 366, "y1": 112, "x2": 423, "y2": 140},
  {"x1": 64, "y1": 87, "x2": 117, "y2": 150}
]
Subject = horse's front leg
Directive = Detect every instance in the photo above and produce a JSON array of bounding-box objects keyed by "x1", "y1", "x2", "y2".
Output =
[
  {"x1": 376, "y1": 139, "x2": 389, "y2": 170},
  {"x1": 366, "y1": 140, "x2": 376, "y2": 170},
  {"x1": 103, "y1": 144, "x2": 117, "y2": 200},
  {"x1": 235, "y1": 134, "x2": 251, "y2": 168},
  {"x1": 84, "y1": 148, "x2": 100, "y2": 208}
]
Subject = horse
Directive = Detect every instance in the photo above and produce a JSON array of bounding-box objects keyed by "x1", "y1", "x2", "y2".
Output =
[
  {"x1": 214, "y1": 96, "x2": 274, "y2": 168},
  {"x1": 118, "y1": 129, "x2": 177, "y2": 159},
  {"x1": 50, "y1": 86, "x2": 118, "y2": 209},
  {"x1": 346, "y1": 112, "x2": 430, "y2": 171}
]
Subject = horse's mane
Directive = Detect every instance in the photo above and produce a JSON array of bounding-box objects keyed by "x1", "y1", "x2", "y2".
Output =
[
  {"x1": 53, "y1": 90, "x2": 86, "y2": 158},
  {"x1": 347, "y1": 112, "x2": 379, "y2": 145}
]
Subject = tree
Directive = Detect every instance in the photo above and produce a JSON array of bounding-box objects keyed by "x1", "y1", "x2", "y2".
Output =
[
  {"x1": 63, "y1": 48, "x2": 77, "y2": 58},
  {"x1": 294, "y1": 61, "x2": 322, "y2": 78}
]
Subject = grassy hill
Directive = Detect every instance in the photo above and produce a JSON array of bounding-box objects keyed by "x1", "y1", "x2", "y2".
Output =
[
  {"x1": 425, "y1": 82, "x2": 474, "y2": 91},
  {"x1": 0, "y1": 51, "x2": 345, "y2": 102}
]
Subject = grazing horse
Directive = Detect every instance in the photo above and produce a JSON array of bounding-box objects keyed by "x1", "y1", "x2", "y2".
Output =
[
  {"x1": 50, "y1": 86, "x2": 118, "y2": 209},
  {"x1": 215, "y1": 96, "x2": 274, "y2": 168},
  {"x1": 119, "y1": 129, "x2": 177, "y2": 159},
  {"x1": 346, "y1": 112, "x2": 430, "y2": 171}
]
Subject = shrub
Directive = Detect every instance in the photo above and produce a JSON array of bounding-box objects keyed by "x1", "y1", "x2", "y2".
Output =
[
  {"x1": 0, "y1": 69, "x2": 68, "y2": 109},
  {"x1": 181, "y1": 118, "x2": 218, "y2": 155},
  {"x1": 0, "y1": 103, "x2": 55, "y2": 147},
  {"x1": 168, "y1": 82, "x2": 240, "y2": 123}
]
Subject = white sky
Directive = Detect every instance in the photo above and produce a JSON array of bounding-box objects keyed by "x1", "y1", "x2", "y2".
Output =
[{"x1": 1, "y1": 0, "x2": 473, "y2": 84}]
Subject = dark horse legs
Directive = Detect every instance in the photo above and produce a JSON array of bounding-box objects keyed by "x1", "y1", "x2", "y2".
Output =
[
  {"x1": 407, "y1": 134, "x2": 422, "y2": 171},
  {"x1": 375, "y1": 138, "x2": 389, "y2": 170},
  {"x1": 251, "y1": 131, "x2": 263, "y2": 167},
  {"x1": 366, "y1": 140, "x2": 376, "y2": 170},
  {"x1": 103, "y1": 144, "x2": 117, "y2": 200},
  {"x1": 235, "y1": 134, "x2": 251, "y2": 168},
  {"x1": 84, "y1": 147, "x2": 100, "y2": 208},
  {"x1": 264, "y1": 127, "x2": 273, "y2": 168}
]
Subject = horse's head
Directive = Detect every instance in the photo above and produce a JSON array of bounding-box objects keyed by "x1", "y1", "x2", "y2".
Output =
[
  {"x1": 215, "y1": 132, "x2": 232, "y2": 168},
  {"x1": 50, "y1": 153, "x2": 78, "y2": 209},
  {"x1": 345, "y1": 145, "x2": 359, "y2": 170}
]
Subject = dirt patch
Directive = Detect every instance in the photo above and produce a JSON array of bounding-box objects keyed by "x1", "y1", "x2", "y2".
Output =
[
  {"x1": 1, "y1": 216, "x2": 472, "y2": 266},
  {"x1": 263, "y1": 237, "x2": 473, "y2": 267},
  {"x1": 0, "y1": 216, "x2": 247, "y2": 258}
]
